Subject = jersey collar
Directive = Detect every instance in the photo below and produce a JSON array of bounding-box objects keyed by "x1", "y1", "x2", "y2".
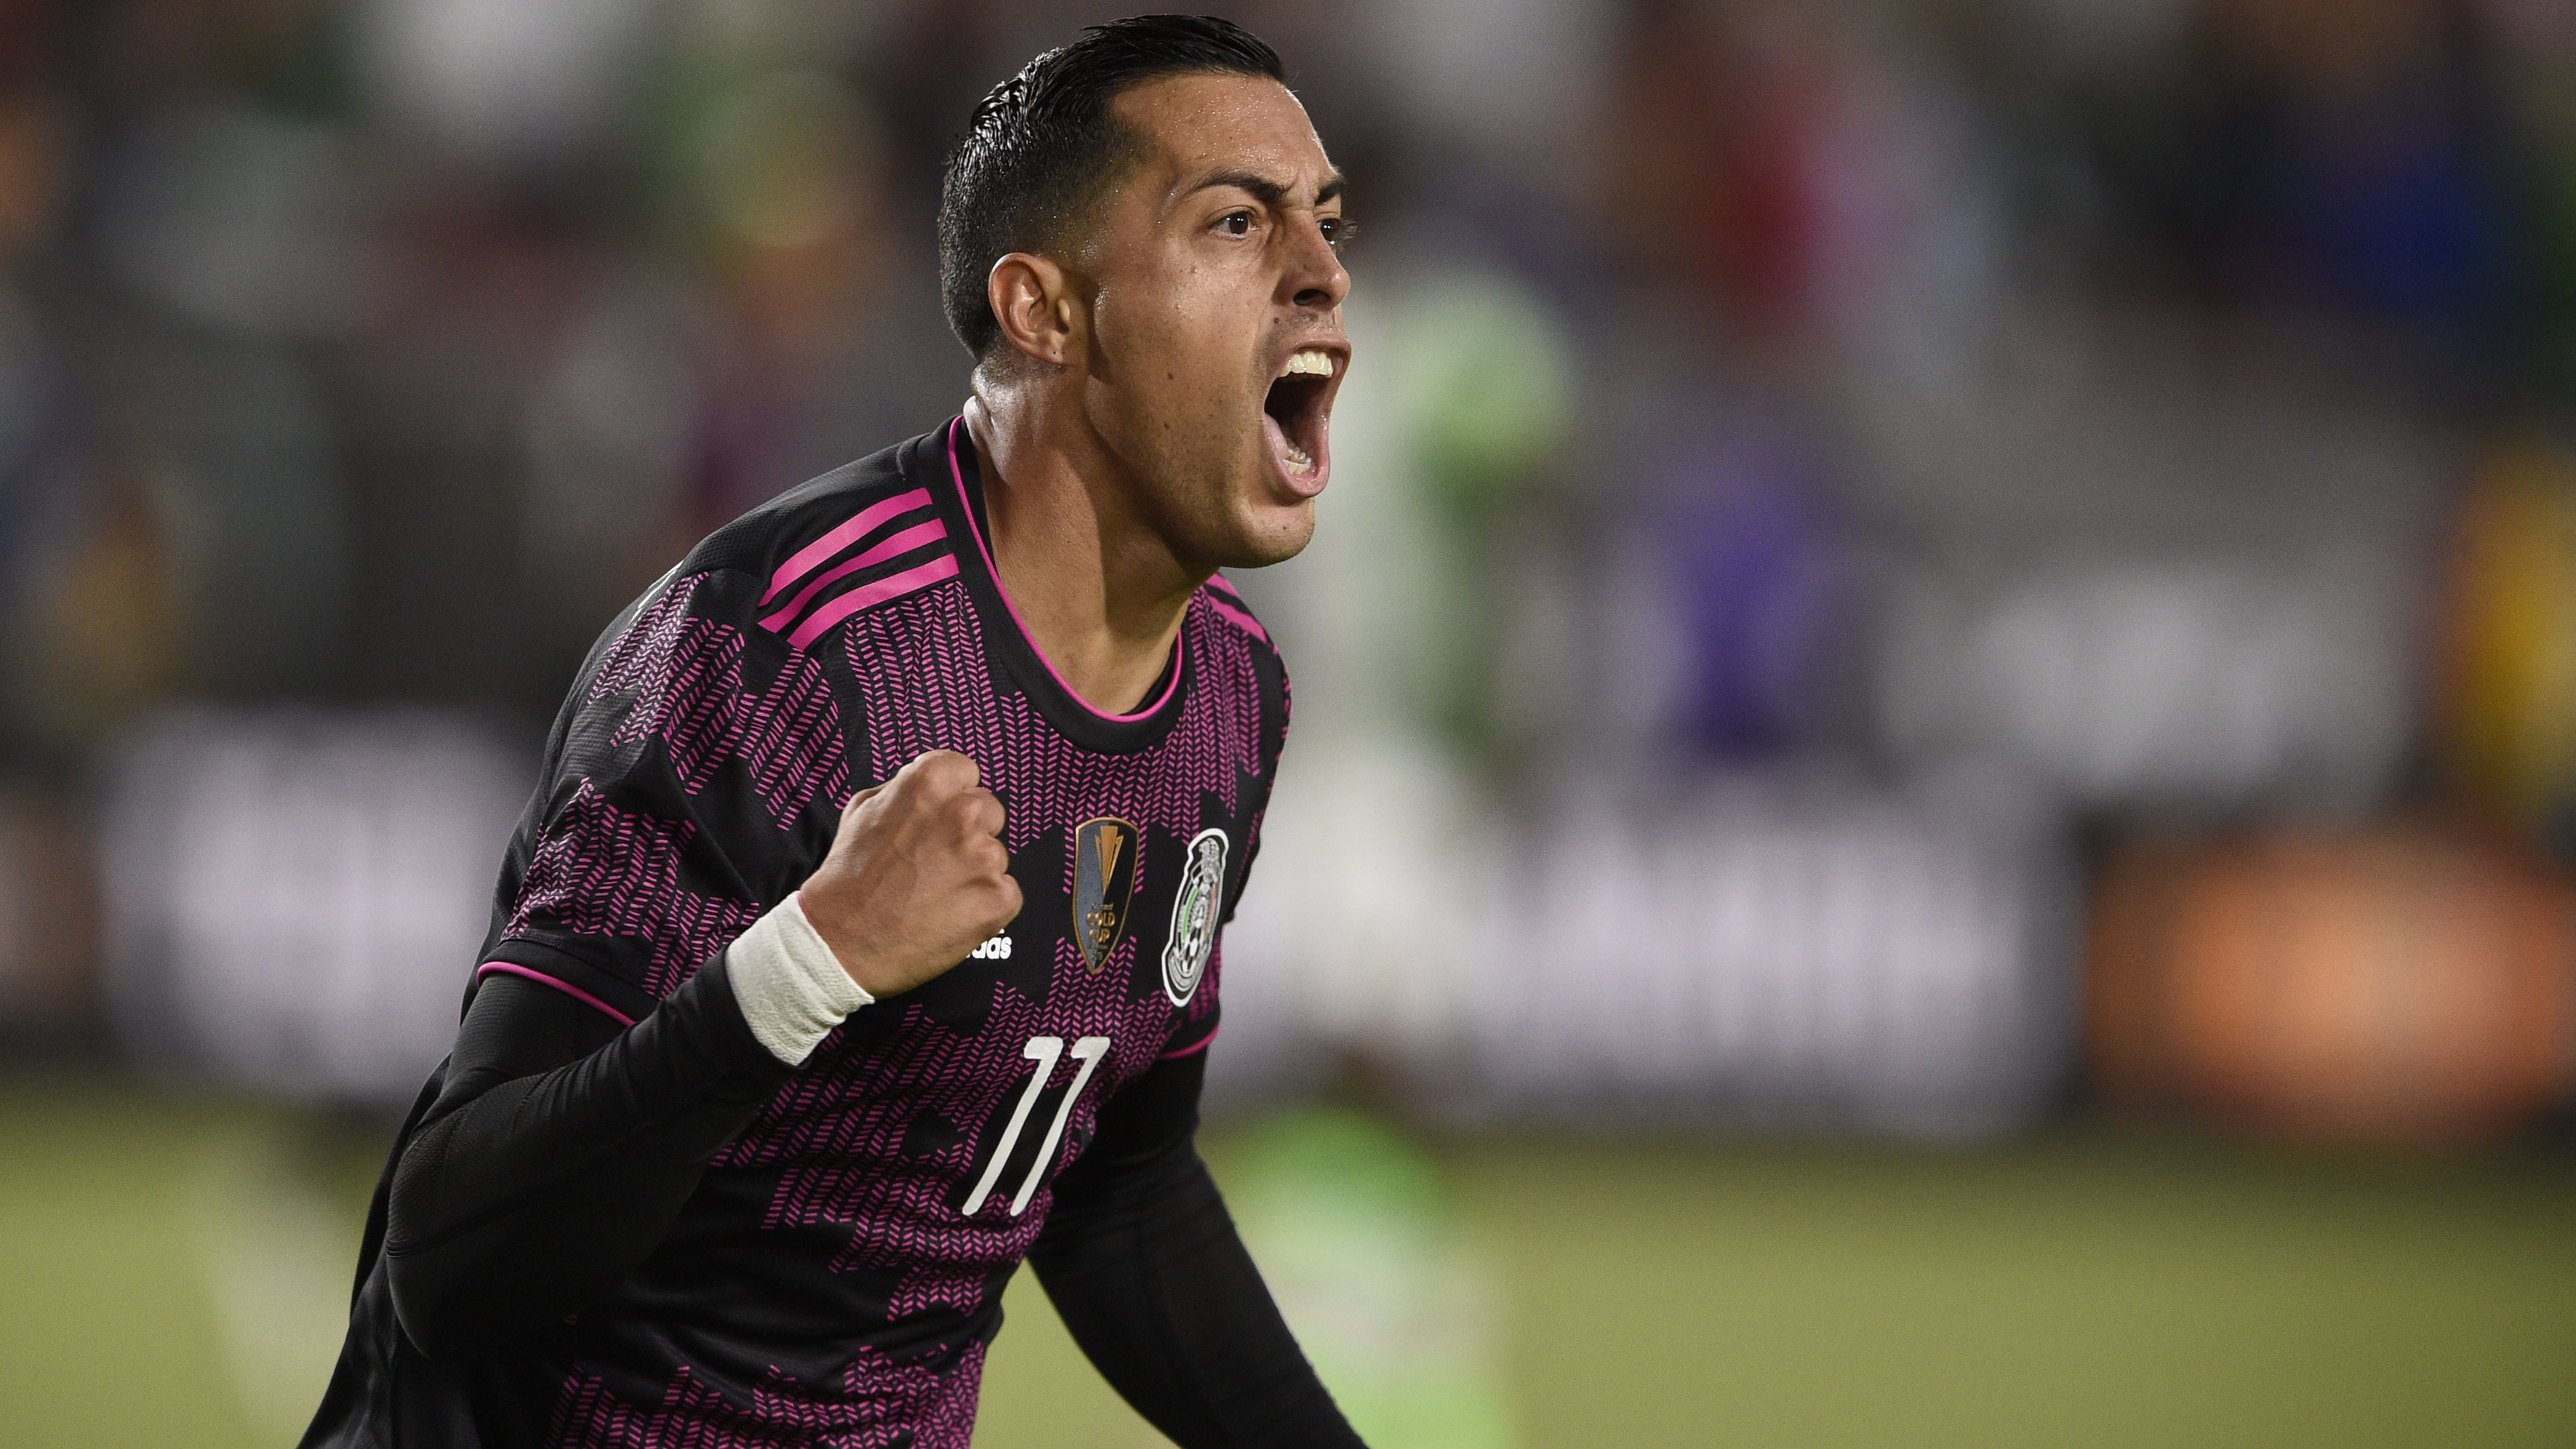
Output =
[{"x1": 908, "y1": 417, "x2": 1191, "y2": 754}]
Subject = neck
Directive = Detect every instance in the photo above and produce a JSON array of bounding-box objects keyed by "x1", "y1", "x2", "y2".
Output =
[{"x1": 961, "y1": 390, "x2": 1206, "y2": 715}]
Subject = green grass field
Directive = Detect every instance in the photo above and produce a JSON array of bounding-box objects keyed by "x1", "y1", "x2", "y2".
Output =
[{"x1": 2, "y1": 1076, "x2": 2571, "y2": 1448}]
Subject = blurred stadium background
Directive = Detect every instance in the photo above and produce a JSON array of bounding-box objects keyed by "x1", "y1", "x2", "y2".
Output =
[{"x1": 4, "y1": 0, "x2": 2576, "y2": 1444}]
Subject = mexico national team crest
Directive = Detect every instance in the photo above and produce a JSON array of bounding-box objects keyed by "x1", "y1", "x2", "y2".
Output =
[
  {"x1": 1162, "y1": 828, "x2": 1228, "y2": 1007},
  {"x1": 1071, "y1": 817, "x2": 1141, "y2": 974}
]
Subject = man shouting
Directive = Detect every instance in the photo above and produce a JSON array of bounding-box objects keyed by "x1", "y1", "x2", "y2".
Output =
[{"x1": 304, "y1": 16, "x2": 1361, "y2": 1447}]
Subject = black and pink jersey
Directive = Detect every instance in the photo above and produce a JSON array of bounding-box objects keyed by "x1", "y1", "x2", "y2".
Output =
[{"x1": 336, "y1": 419, "x2": 1287, "y2": 1444}]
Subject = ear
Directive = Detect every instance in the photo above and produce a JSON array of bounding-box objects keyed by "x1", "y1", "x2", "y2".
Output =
[{"x1": 986, "y1": 252, "x2": 1082, "y2": 369}]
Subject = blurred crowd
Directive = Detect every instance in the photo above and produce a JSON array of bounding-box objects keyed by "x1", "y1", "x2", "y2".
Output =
[{"x1": 6, "y1": 0, "x2": 2576, "y2": 1146}]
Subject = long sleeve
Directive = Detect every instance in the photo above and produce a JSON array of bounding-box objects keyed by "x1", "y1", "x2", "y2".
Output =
[
  {"x1": 1027, "y1": 1052, "x2": 1365, "y2": 1448},
  {"x1": 383, "y1": 961, "x2": 795, "y2": 1361},
  {"x1": 373, "y1": 559, "x2": 856, "y2": 1364}
]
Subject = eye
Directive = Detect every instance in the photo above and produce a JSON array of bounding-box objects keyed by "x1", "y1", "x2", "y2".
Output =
[
  {"x1": 1216, "y1": 210, "x2": 1253, "y2": 237},
  {"x1": 1320, "y1": 216, "x2": 1352, "y2": 251}
]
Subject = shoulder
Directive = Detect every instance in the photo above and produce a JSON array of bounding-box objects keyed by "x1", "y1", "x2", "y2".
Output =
[
  {"x1": 1193, "y1": 572, "x2": 1291, "y2": 755},
  {"x1": 668, "y1": 434, "x2": 958, "y2": 651},
  {"x1": 542, "y1": 434, "x2": 953, "y2": 777},
  {"x1": 1194, "y1": 572, "x2": 1273, "y2": 652}
]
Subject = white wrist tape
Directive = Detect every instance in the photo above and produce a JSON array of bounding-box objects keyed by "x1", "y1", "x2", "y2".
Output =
[{"x1": 727, "y1": 892, "x2": 873, "y2": 1066}]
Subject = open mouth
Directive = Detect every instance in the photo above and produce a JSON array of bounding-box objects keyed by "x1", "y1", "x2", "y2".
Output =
[{"x1": 1261, "y1": 345, "x2": 1337, "y2": 497}]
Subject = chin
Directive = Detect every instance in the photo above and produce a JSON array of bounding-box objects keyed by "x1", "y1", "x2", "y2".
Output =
[{"x1": 1215, "y1": 495, "x2": 1315, "y2": 570}]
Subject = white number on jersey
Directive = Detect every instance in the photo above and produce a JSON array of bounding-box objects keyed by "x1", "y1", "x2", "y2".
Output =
[{"x1": 960, "y1": 1034, "x2": 1110, "y2": 1216}]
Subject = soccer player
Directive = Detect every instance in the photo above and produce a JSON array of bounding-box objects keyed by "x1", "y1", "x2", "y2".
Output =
[{"x1": 300, "y1": 17, "x2": 1360, "y2": 1448}]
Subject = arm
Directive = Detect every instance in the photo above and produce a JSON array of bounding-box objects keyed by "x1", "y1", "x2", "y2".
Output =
[
  {"x1": 1028, "y1": 1052, "x2": 1365, "y2": 1449},
  {"x1": 384, "y1": 959, "x2": 790, "y2": 1360},
  {"x1": 389, "y1": 750, "x2": 1019, "y2": 1362}
]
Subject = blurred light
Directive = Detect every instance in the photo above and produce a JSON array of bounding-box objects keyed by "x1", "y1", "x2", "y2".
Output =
[
  {"x1": 0, "y1": 783, "x2": 96, "y2": 1031},
  {"x1": 1653, "y1": 431, "x2": 1864, "y2": 755},
  {"x1": 1482, "y1": 424, "x2": 1867, "y2": 760},
  {"x1": 1225, "y1": 758, "x2": 2075, "y2": 1139},
  {"x1": 6, "y1": 466, "x2": 188, "y2": 747},
  {"x1": 1386, "y1": 268, "x2": 1575, "y2": 512},
  {"x1": 1878, "y1": 554, "x2": 2412, "y2": 812},
  {"x1": 516, "y1": 274, "x2": 704, "y2": 629},
  {"x1": 1377, "y1": 0, "x2": 1606, "y2": 161},
  {"x1": 98, "y1": 105, "x2": 369, "y2": 339},
  {"x1": 1213, "y1": 738, "x2": 1501, "y2": 1106},
  {"x1": 353, "y1": 0, "x2": 659, "y2": 166},
  {"x1": 1460, "y1": 773, "x2": 2073, "y2": 1137},
  {"x1": 2437, "y1": 437, "x2": 2576, "y2": 829},
  {"x1": 183, "y1": 1121, "x2": 362, "y2": 1442},
  {"x1": 1223, "y1": 1109, "x2": 1515, "y2": 1449},
  {"x1": 100, "y1": 709, "x2": 528, "y2": 1104},
  {"x1": 0, "y1": 83, "x2": 72, "y2": 268},
  {"x1": 2089, "y1": 827, "x2": 2576, "y2": 1146},
  {"x1": 0, "y1": 272, "x2": 88, "y2": 653},
  {"x1": 691, "y1": 69, "x2": 879, "y2": 254}
]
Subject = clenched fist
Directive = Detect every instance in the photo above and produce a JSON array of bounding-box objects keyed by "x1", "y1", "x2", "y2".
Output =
[{"x1": 799, "y1": 750, "x2": 1021, "y2": 998}]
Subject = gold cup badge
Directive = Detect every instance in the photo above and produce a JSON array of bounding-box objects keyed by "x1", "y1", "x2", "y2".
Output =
[{"x1": 1070, "y1": 817, "x2": 1141, "y2": 973}]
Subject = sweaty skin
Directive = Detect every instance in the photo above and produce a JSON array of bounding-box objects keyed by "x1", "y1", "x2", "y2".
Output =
[
  {"x1": 968, "y1": 71, "x2": 1350, "y2": 717},
  {"x1": 808, "y1": 72, "x2": 1350, "y2": 995}
]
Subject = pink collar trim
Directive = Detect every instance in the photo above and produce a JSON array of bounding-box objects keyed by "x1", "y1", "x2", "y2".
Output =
[{"x1": 945, "y1": 418, "x2": 1185, "y2": 724}]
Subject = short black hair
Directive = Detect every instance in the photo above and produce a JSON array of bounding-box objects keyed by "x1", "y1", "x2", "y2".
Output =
[{"x1": 937, "y1": 15, "x2": 1287, "y2": 359}]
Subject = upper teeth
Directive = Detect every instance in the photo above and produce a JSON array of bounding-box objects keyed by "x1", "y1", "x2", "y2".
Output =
[{"x1": 1280, "y1": 348, "x2": 1335, "y2": 379}]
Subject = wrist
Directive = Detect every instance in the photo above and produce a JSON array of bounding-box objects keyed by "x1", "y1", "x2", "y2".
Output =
[
  {"x1": 797, "y1": 893, "x2": 887, "y2": 995},
  {"x1": 727, "y1": 893, "x2": 874, "y2": 1066}
]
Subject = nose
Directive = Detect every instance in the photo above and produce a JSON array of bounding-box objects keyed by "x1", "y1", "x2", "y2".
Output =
[{"x1": 1283, "y1": 212, "x2": 1349, "y2": 313}]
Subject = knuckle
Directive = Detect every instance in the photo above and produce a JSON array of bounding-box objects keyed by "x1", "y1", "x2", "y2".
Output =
[{"x1": 917, "y1": 750, "x2": 976, "y2": 789}]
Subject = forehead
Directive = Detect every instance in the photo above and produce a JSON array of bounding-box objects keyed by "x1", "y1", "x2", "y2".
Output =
[{"x1": 1109, "y1": 72, "x2": 1334, "y2": 201}]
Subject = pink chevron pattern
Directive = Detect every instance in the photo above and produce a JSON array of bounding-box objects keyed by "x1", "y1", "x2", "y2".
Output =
[
  {"x1": 1200, "y1": 573, "x2": 1270, "y2": 646},
  {"x1": 668, "y1": 586, "x2": 1258, "y2": 1403},
  {"x1": 591, "y1": 572, "x2": 851, "y2": 831},
  {"x1": 507, "y1": 779, "x2": 765, "y2": 998},
  {"x1": 542, "y1": 509, "x2": 1273, "y2": 1447},
  {"x1": 737, "y1": 940, "x2": 1166, "y2": 1326},
  {"x1": 548, "y1": 1344, "x2": 984, "y2": 1449}
]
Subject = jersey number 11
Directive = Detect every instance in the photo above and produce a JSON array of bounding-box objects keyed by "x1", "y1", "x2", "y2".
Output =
[{"x1": 961, "y1": 1035, "x2": 1110, "y2": 1218}]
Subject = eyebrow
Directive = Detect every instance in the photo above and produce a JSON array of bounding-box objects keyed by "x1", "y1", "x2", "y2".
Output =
[{"x1": 1186, "y1": 168, "x2": 1346, "y2": 209}]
